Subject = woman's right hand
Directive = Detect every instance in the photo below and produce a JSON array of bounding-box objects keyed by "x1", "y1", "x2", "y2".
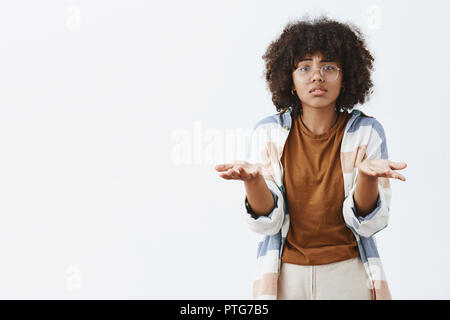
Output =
[{"x1": 214, "y1": 161, "x2": 262, "y2": 182}]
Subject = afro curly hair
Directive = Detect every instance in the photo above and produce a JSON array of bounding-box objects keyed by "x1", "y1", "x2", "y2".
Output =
[{"x1": 262, "y1": 15, "x2": 375, "y2": 118}]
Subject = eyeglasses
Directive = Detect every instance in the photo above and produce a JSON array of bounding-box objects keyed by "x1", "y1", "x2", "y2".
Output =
[{"x1": 293, "y1": 65, "x2": 341, "y2": 83}]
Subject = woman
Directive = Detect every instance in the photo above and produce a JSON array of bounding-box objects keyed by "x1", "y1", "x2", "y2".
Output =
[{"x1": 214, "y1": 16, "x2": 407, "y2": 300}]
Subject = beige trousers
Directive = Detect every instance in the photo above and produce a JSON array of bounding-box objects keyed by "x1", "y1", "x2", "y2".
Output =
[{"x1": 277, "y1": 256, "x2": 373, "y2": 300}]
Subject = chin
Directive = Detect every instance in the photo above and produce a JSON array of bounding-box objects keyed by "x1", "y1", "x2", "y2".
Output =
[{"x1": 305, "y1": 100, "x2": 333, "y2": 108}]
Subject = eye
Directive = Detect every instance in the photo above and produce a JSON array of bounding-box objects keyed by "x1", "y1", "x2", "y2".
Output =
[
  {"x1": 298, "y1": 66, "x2": 310, "y2": 72},
  {"x1": 323, "y1": 65, "x2": 337, "y2": 71}
]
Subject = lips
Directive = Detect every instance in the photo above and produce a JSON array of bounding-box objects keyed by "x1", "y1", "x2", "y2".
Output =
[{"x1": 310, "y1": 86, "x2": 327, "y2": 93}]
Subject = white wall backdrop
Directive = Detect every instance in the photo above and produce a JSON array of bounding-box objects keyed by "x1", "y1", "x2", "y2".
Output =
[{"x1": 0, "y1": 0, "x2": 448, "y2": 299}]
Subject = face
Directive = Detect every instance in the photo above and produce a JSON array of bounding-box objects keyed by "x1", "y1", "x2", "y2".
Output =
[{"x1": 292, "y1": 51, "x2": 343, "y2": 110}]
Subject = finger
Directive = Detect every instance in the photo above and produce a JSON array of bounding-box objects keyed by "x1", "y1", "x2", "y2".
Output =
[
  {"x1": 387, "y1": 170, "x2": 406, "y2": 181},
  {"x1": 215, "y1": 161, "x2": 248, "y2": 172},
  {"x1": 219, "y1": 172, "x2": 233, "y2": 180},
  {"x1": 220, "y1": 170, "x2": 237, "y2": 180},
  {"x1": 393, "y1": 172, "x2": 406, "y2": 181},
  {"x1": 389, "y1": 161, "x2": 407, "y2": 170},
  {"x1": 214, "y1": 163, "x2": 234, "y2": 172},
  {"x1": 374, "y1": 168, "x2": 392, "y2": 178},
  {"x1": 237, "y1": 166, "x2": 251, "y2": 180},
  {"x1": 249, "y1": 168, "x2": 261, "y2": 179},
  {"x1": 228, "y1": 168, "x2": 241, "y2": 179}
]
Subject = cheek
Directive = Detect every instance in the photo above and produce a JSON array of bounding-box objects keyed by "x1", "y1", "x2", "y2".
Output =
[
  {"x1": 296, "y1": 86, "x2": 311, "y2": 100},
  {"x1": 326, "y1": 85, "x2": 343, "y2": 101},
  {"x1": 328, "y1": 77, "x2": 343, "y2": 95},
  {"x1": 330, "y1": 82, "x2": 342, "y2": 94}
]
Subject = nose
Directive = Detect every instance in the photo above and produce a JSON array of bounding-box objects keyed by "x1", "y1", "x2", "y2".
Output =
[{"x1": 311, "y1": 68, "x2": 324, "y2": 82}]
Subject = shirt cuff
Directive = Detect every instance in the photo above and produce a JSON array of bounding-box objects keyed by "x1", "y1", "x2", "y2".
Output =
[
  {"x1": 245, "y1": 189, "x2": 279, "y2": 219},
  {"x1": 352, "y1": 192, "x2": 382, "y2": 222}
]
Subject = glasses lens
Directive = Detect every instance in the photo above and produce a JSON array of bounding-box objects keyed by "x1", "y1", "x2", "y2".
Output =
[
  {"x1": 296, "y1": 65, "x2": 339, "y2": 82},
  {"x1": 322, "y1": 65, "x2": 339, "y2": 81}
]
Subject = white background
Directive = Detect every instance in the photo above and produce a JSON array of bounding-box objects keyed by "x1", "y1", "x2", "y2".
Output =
[{"x1": 0, "y1": 0, "x2": 448, "y2": 299}]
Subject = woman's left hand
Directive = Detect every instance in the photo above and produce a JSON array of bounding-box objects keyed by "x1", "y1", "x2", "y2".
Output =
[{"x1": 357, "y1": 159, "x2": 407, "y2": 181}]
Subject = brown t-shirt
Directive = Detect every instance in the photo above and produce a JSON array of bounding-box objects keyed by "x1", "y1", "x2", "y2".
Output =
[{"x1": 280, "y1": 110, "x2": 359, "y2": 265}]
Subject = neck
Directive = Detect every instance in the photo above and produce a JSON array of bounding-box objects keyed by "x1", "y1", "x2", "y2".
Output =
[{"x1": 299, "y1": 104, "x2": 338, "y2": 135}]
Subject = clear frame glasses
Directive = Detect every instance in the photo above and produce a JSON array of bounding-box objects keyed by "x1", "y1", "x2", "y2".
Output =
[{"x1": 294, "y1": 65, "x2": 341, "y2": 83}]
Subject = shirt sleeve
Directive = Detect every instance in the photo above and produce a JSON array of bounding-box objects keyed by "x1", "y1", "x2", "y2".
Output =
[
  {"x1": 242, "y1": 123, "x2": 285, "y2": 236},
  {"x1": 342, "y1": 119, "x2": 392, "y2": 238}
]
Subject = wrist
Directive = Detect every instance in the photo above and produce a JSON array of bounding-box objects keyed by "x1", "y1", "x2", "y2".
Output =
[{"x1": 357, "y1": 171, "x2": 378, "y2": 183}]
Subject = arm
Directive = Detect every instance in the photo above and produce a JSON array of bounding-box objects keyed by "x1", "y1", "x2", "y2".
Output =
[
  {"x1": 353, "y1": 173, "x2": 379, "y2": 217},
  {"x1": 343, "y1": 119, "x2": 406, "y2": 237},
  {"x1": 343, "y1": 180, "x2": 389, "y2": 238},
  {"x1": 243, "y1": 178, "x2": 284, "y2": 235},
  {"x1": 244, "y1": 175, "x2": 277, "y2": 217},
  {"x1": 243, "y1": 124, "x2": 285, "y2": 236}
]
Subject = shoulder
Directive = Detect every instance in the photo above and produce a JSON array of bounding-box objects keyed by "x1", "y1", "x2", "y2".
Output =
[
  {"x1": 347, "y1": 109, "x2": 385, "y2": 136},
  {"x1": 253, "y1": 114, "x2": 279, "y2": 131},
  {"x1": 347, "y1": 109, "x2": 388, "y2": 158},
  {"x1": 252, "y1": 108, "x2": 291, "y2": 131}
]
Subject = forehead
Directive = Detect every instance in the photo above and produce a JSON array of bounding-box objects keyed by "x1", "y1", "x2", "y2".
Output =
[
  {"x1": 300, "y1": 55, "x2": 334, "y2": 61},
  {"x1": 297, "y1": 53, "x2": 338, "y2": 65},
  {"x1": 303, "y1": 52, "x2": 324, "y2": 58}
]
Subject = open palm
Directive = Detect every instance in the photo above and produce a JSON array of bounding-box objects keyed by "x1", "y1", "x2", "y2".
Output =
[
  {"x1": 214, "y1": 161, "x2": 262, "y2": 182},
  {"x1": 357, "y1": 159, "x2": 407, "y2": 181}
]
